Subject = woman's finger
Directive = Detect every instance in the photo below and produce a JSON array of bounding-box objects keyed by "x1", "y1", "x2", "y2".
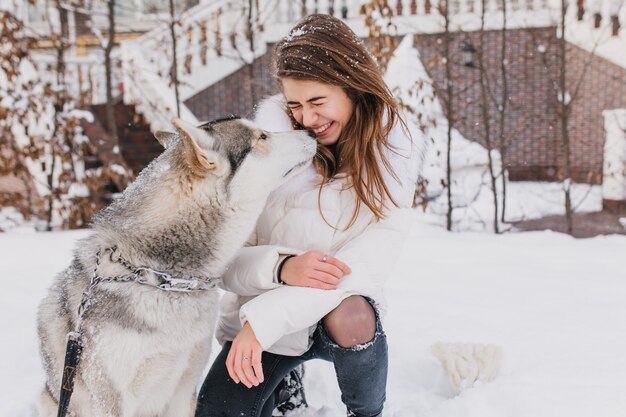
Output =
[
  {"x1": 234, "y1": 350, "x2": 253, "y2": 388},
  {"x1": 310, "y1": 270, "x2": 340, "y2": 286},
  {"x1": 325, "y1": 256, "x2": 351, "y2": 275},
  {"x1": 251, "y1": 346, "x2": 264, "y2": 383},
  {"x1": 241, "y1": 352, "x2": 260, "y2": 387},
  {"x1": 225, "y1": 346, "x2": 240, "y2": 384},
  {"x1": 303, "y1": 275, "x2": 337, "y2": 290},
  {"x1": 315, "y1": 262, "x2": 346, "y2": 279}
]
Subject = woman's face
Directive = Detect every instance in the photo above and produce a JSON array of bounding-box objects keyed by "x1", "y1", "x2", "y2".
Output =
[{"x1": 281, "y1": 78, "x2": 354, "y2": 146}]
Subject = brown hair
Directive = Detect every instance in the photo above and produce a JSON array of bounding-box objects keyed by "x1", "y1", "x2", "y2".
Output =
[{"x1": 272, "y1": 14, "x2": 405, "y2": 225}]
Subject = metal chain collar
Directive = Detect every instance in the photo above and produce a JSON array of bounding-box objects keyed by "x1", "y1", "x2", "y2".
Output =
[{"x1": 75, "y1": 246, "x2": 218, "y2": 333}]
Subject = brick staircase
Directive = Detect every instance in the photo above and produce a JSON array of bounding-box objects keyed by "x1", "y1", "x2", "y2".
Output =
[{"x1": 88, "y1": 100, "x2": 163, "y2": 175}]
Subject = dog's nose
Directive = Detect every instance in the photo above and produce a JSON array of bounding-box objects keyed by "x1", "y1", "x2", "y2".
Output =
[{"x1": 306, "y1": 130, "x2": 316, "y2": 138}]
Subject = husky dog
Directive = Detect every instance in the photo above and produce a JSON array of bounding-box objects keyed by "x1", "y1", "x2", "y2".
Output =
[{"x1": 37, "y1": 117, "x2": 317, "y2": 417}]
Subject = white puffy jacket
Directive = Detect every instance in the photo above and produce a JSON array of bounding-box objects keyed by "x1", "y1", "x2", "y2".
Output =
[{"x1": 216, "y1": 95, "x2": 427, "y2": 356}]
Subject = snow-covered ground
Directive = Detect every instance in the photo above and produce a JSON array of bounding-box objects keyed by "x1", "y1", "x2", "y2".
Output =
[{"x1": 1, "y1": 202, "x2": 625, "y2": 417}]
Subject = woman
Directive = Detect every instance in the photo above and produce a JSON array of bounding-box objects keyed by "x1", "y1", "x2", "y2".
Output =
[{"x1": 195, "y1": 13, "x2": 425, "y2": 417}]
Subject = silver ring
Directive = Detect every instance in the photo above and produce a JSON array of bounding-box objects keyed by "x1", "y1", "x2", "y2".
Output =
[
  {"x1": 242, "y1": 355, "x2": 250, "y2": 361},
  {"x1": 322, "y1": 254, "x2": 328, "y2": 263}
]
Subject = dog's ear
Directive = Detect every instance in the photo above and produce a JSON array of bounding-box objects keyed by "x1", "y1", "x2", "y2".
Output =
[
  {"x1": 171, "y1": 118, "x2": 222, "y2": 176},
  {"x1": 154, "y1": 131, "x2": 177, "y2": 149}
]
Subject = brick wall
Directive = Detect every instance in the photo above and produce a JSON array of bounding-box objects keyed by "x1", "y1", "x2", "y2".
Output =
[
  {"x1": 185, "y1": 51, "x2": 276, "y2": 122},
  {"x1": 413, "y1": 27, "x2": 626, "y2": 184},
  {"x1": 90, "y1": 101, "x2": 162, "y2": 174}
]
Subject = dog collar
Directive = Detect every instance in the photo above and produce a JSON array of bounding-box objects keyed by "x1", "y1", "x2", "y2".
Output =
[{"x1": 94, "y1": 246, "x2": 220, "y2": 293}]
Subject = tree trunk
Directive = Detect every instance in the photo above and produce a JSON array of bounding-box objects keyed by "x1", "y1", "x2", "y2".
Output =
[
  {"x1": 559, "y1": 0, "x2": 574, "y2": 234},
  {"x1": 169, "y1": 0, "x2": 181, "y2": 118},
  {"x1": 478, "y1": 0, "x2": 500, "y2": 233},
  {"x1": 443, "y1": 0, "x2": 454, "y2": 231},
  {"x1": 48, "y1": 0, "x2": 70, "y2": 230},
  {"x1": 498, "y1": 0, "x2": 509, "y2": 223},
  {"x1": 245, "y1": 0, "x2": 256, "y2": 109},
  {"x1": 105, "y1": 0, "x2": 118, "y2": 142}
]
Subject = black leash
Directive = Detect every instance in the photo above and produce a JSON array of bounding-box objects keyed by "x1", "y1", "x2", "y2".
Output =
[
  {"x1": 57, "y1": 333, "x2": 82, "y2": 417},
  {"x1": 56, "y1": 247, "x2": 104, "y2": 417},
  {"x1": 55, "y1": 247, "x2": 218, "y2": 417}
]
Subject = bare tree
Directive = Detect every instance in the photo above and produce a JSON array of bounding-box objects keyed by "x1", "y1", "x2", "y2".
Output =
[
  {"x1": 46, "y1": 0, "x2": 73, "y2": 229},
  {"x1": 526, "y1": 2, "x2": 606, "y2": 234},
  {"x1": 477, "y1": 0, "x2": 501, "y2": 233},
  {"x1": 497, "y1": 0, "x2": 510, "y2": 223},
  {"x1": 169, "y1": 0, "x2": 182, "y2": 117},
  {"x1": 556, "y1": 0, "x2": 574, "y2": 233},
  {"x1": 104, "y1": 0, "x2": 119, "y2": 141},
  {"x1": 441, "y1": 0, "x2": 455, "y2": 231},
  {"x1": 243, "y1": 0, "x2": 259, "y2": 109}
]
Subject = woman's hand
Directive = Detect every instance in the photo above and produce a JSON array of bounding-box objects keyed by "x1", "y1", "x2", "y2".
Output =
[
  {"x1": 226, "y1": 322, "x2": 264, "y2": 388},
  {"x1": 280, "y1": 251, "x2": 351, "y2": 290}
]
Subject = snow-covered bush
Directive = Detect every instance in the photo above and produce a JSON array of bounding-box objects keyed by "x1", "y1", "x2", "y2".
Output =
[
  {"x1": 0, "y1": 11, "x2": 131, "y2": 231},
  {"x1": 385, "y1": 35, "x2": 504, "y2": 232}
]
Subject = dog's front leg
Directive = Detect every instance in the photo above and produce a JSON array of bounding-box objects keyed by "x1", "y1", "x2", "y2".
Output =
[{"x1": 162, "y1": 340, "x2": 212, "y2": 417}]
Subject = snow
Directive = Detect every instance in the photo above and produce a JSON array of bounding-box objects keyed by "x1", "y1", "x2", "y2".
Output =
[
  {"x1": 1, "y1": 206, "x2": 625, "y2": 417},
  {"x1": 110, "y1": 164, "x2": 128, "y2": 176},
  {"x1": 563, "y1": 0, "x2": 626, "y2": 69},
  {"x1": 0, "y1": 207, "x2": 27, "y2": 232},
  {"x1": 67, "y1": 183, "x2": 89, "y2": 198},
  {"x1": 65, "y1": 109, "x2": 94, "y2": 124},
  {"x1": 285, "y1": 27, "x2": 308, "y2": 41},
  {"x1": 602, "y1": 109, "x2": 626, "y2": 201}
]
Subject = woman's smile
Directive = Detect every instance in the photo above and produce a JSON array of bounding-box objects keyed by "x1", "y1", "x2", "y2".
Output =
[{"x1": 312, "y1": 121, "x2": 333, "y2": 137}]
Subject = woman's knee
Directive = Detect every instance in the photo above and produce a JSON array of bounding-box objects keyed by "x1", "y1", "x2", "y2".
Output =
[{"x1": 322, "y1": 296, "x2": 376, "y2": 348}]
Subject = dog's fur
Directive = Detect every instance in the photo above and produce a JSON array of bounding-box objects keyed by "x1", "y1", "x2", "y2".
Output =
[{"x1": 37, "y1": 117, "x2": 316, "y2": 417}]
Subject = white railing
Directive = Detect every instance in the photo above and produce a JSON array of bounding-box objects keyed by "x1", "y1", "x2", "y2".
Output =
[
  {"x1": 29, "y1": 52, "x2": 121, "y2": 105},
  {"x1": 268, "y1": 0, "x2": 363, "y2": 22},
  {"x1": 121, "y1": 0, "x2": 273, "y2": 130},
  {"x1": 121, "y1": 42, "x2": 199, "y2": 132},
  {"x1": 565, "y1": 0, "x2": 626, "y2": 68},
  {"x1": 265, "y1": 0, "x2": 623, "y2": 36}
]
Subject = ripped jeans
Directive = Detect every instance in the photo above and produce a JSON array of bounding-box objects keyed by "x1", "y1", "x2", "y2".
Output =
[{"x1": 195, "y1": 309, "x2": 388, "y2": 417}]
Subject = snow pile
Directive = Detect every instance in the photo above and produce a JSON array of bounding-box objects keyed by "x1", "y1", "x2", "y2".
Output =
[
  {"x1": 0, "y1": 207, "x2": 27, "y2": 232},
  {"x1": 1, "y1": 215, "x2": 625, "y2": 417},
  {"x1": 386, "y1": 35, "x2": 505, "y2": 230},
  {"x1": 431, "y1": 341, "x2": 503, "y2": 393},
  {"x1": 602, "y1": 109, "x2": 626, "y2": 201}
]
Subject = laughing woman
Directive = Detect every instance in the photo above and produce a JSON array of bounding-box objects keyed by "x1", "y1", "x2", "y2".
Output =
[{"x1": 195, "y1": 14, "x2": 426, "y2": 417}]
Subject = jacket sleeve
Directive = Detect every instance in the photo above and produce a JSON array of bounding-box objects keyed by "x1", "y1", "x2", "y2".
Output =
[
  {"x1": 239, "y1": 207, "x2": 414, "y2": 350},
  {"x1": 219, "y1": 245, "x2": 302, "y2": 296}
]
